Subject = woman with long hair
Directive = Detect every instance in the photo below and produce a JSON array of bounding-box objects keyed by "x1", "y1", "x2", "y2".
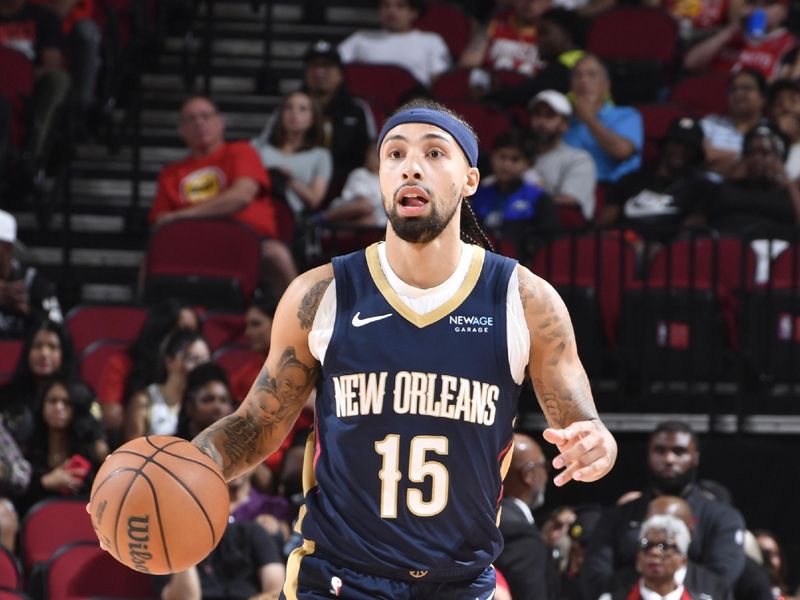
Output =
[
  {"x1": 252, "y1": 90, "x2": 333, "y2": 216},
  {"x1": 123, "y1": 329, "x2": 210, "y2": 441},
  {"x1": 0, "y1": 319, "x2": 77, "y2": 447},
  {"x1": 18, "y1": 378, "x2": 108, "y2": 515}
]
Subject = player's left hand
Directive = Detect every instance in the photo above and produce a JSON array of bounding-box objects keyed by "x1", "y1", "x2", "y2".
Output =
[{"x1": 542, "y1": 419, "x2": 617, "y2": 487}]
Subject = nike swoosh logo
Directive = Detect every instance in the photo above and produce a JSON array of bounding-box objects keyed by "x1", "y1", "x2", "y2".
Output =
[{"x1": 352, "y1": 312, "x2": 393, "y2": 327}]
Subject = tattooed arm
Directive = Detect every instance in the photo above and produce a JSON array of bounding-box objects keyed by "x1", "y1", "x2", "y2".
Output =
[
  {"x1": 518, "y1": 265, "x2": 617, "y2": 487},
  {"x1": 193, "y1": 265, "x2": 333, "y2": 480}
]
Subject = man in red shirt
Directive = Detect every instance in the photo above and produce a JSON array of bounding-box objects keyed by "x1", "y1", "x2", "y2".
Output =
[{"x1": 149, "y1": 96, "x2": 298, "y2": 292}]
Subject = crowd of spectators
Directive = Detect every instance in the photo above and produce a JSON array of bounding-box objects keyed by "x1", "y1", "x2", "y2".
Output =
[{"x1": 3, "y1": 0, "x2": 800, "y2": 596}]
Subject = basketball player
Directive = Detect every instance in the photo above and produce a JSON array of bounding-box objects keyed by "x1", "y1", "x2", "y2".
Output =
[{"x1": 193, "y1": 99, "x2": 618, "y2": 599}]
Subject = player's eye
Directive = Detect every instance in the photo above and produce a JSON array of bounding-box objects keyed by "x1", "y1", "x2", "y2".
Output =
[
  {"x1": 388, "y1": 149, "x2": 402, "y2": 159},
  {"x1": 428, "y1": 149, "x2": 443, "y2": 158}
]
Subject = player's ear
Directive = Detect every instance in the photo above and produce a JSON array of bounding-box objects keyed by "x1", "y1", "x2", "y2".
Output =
[{"x1": 463, "y1": 166, "x2": 480, "y2": 197}]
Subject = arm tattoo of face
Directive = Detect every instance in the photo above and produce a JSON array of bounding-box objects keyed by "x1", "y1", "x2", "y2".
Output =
[
  {"x1": 193, "y1": 347, "x2": 318, "y2": 478},
  {"x1": 297, "y1": 277, "x2": 333, "y2": 330}
]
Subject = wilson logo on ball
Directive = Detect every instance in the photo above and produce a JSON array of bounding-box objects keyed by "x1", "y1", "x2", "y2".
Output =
[{"x1": 127, "y1": 515, "x2": 153, "y2": 572}]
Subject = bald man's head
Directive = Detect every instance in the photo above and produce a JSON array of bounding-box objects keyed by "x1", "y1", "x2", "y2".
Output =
[
  {"x1": 505, "y1": 433, "x2": 548, "y2": 509},
  {"x1": 646, "y1": 495, "x2": 695, "y2": 531}
]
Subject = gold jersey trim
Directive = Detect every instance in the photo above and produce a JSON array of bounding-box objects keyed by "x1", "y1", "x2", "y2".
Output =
[{"x1": 364, "y1": 243, "x2": 486, "y2": 329}]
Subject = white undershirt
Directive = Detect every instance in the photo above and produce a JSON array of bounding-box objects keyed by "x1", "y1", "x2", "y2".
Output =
[{"x1": 308, "y1": 242, "x2": 530, "y2": 384}]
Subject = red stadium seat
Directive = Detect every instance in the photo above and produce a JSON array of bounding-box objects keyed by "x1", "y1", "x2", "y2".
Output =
[
  {"x1": 143, "y1": 218, "x2": 262, "y2": 311},
  {"x1": 45, "y1": 542, "x2": 157, "y2": 600},
  {"x1": 441, "y1": 100, "x2": 513, "y2": 151},
  {"x1": 432, "y1": 68, "x2": 474, "y2": 102},
  {"x1": 586, "y1": 7, "x2": 679, "y2": 104},
  {"x1": 212, "y1": 344, "x2": 261, "y2": 383},
  {"x1": 634, "y1": 104, "x2": 691, "y2": 166},
  {"x1": 0, "y1": 547, "x2": 21, "y2": 591},
  {"x1": 202, "y1": 311, "x2": 247, "y2": 350},
  {"x1": 21, "y1": 498, "x2": 97, "y2": 573},
  {"x1": 0, "y1": 46, "x2": 34, "y2": 148},
  {"x1": 344, "y1": 63, "x2": 423, "y2": 113},
  {"x1": 66, "y1": 304, "x2": 147, "y2": 357},
  {"x1": 79, "y1": 339, "x2": 128, "y2": 400},
  {"x1": 415, "y1": 2, "x2": 472, "y2": 58},
  {"x1": 557, "y1": 205, "x2": 589, "y2": 230},
  {"x1": 0, "y1": 340, "x2": 22, "y2": 385},
  {"x1": 668, "y1": 71, "x2": 729, "y2": 117}
]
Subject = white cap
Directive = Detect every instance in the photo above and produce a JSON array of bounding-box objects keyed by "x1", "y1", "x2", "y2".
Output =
[
  {"x1": 529, "y1": 89, "x2": 572, "y2": 117},
  {"x1": 0, "y1": 210, "x2": 16, "y2": 243}
]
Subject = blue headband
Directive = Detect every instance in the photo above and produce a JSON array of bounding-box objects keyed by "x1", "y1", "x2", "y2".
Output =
[{"x1": 376, "y1": 108, "x2": 479, "y2": 167}]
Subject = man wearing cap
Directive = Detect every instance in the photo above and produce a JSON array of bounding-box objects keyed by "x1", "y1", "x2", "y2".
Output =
[
  {"x1": 191, "y1": 98, "x2": 617, "y2": 599},
  {"x1": 495, "y1": 432, "x2": 558, "y2": 600},
  {"x1": 0, "y1": 209, "x2": 62, "y2": 338},
  {"x1": 596, "y1": 116, "x2": 715, "y2": 239},
  {"x1": 253, "y1": 40, "x2": 376, "y2": 192},
  {"x1": 529, "y1": 89, "x2": 598, "y2": 221}
]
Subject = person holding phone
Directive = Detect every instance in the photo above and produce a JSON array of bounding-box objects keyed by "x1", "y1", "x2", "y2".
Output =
[{"x1": 16, "y1": 378, "x2": 108, "y2": 516}]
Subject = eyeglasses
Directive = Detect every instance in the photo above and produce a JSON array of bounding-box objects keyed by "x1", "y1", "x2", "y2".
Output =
[
  {"x1": 521, "y1": 459, "x2": 550, "y2": 473},
  {"x1": 639, "y1": 538, "x2": 680, "y2": 555}
]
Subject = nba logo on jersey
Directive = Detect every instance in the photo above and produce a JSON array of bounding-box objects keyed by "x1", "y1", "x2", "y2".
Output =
[{"x1": 329, "y1": 576, "x2": 343, "y2": 596}]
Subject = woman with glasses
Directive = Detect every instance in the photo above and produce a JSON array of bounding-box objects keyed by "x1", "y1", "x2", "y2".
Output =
[{"x1": 599, "y1": 514, "x2": 698, "y2": 600}]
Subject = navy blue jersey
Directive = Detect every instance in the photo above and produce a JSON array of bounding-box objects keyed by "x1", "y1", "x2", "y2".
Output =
[{"x1": 299, "y1": 243, "x2": 522, "y2": 582}]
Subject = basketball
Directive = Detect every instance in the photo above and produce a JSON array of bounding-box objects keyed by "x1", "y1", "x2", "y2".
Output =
[{"x1": 88, "y1": 435, "x2": 229, "y2": 575}]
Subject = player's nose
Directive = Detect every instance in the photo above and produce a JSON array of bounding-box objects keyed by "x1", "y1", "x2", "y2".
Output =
[{"x1": 401, "y1": 155, "x2": 424, "y2": 180}]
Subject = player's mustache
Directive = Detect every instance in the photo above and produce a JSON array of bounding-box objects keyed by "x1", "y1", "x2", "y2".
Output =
[{"x1": 393, "y1": 183, "x2": 433, "y2": 201}]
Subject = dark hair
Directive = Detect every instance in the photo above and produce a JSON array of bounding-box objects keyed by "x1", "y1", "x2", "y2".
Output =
[
  {"x1": 125, "y1": 301, "x2": 198, "y2": 399},
  {"x1": 651, "y1": 420, "x2": 699, "y2": 448},
  {"x1": 730, "y1": 67, "x2": 767, "y2": 97},
  {"x1": 492, "y1": 128, "x2": 535, "y2": 161},
  {"x1": 268, "y1": 91, "x2": 325, "y2": 151},
  {"x1": 743, "y1": 123, "x2": 789, "y2": 161},
  {"x1": 767, "y1": 79, "x2": 800, "y2": 109},
  {"x1": 388, "y1": 98, "x2": 493, "y2": 251},
  {"x1": 540, "y1": 7, "x2": 585, "y2": 46},
  {"x1": 752, "y1": 529, "x2": 787, "y2": 582},
  {"x1": 179, "y1": 95, "x2": 220, "y2": 117},
  {"x1": 12, "y1": 318, "x2": 77, "y2": 390},
  {"x1": 30, "y1": 378, "x2": 104, "y2": 467},
  {"x1": 154, "y1": 329, "x2": 208, "y2": 384},
  {"x1": 176, "y1": 362, "x2": 230, "y2": 440}
]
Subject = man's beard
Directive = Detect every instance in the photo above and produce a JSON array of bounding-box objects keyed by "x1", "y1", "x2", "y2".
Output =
[
  {"x1": 531, "y1": 129, "x2": 559, "y2": 147},
  {"x1": 384, "y1": 192, "x2": 461, "y2": 244},
  {"x1": 649, "y1": 465, "x2": 697, "y2": 496}
]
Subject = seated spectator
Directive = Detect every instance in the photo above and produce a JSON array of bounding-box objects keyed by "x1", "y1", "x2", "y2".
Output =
[
  {"x1": 0, "y1": 318, "x2": 76, "y2": 447},
  {"x1": 94, "y1": 300, "x2": 199, "y2": 436},
  {"x1": 486, "y1": 8, "x2": 586, "y2": 108},
  {"x1": 753, "y1": 529, "x2": 790, "y2": 599},
  {"x1": 230, "y1": 293, "x2": 276, "y2": 404},
  {"x1": 175, "y1": 362, "x2": 234, "y2": 441},
  {"x1": 495, "y1": 433, "x2": 557, "y2": 600},
  {"x1": 599, "y1": 514, "x2": 695, "y2": 600},
  {"x1": 0, "y1": 209, "x2": 62, "y2": 339},
  {"x1": 460, "y1": 0, "x2": 551, "y2": 78},
  {"x1": 32, "y1": 0, "x2": 100, "y2": 132},
  {"x1": 541, "y1": 505, "x2": 577, "y2": 573},
  {"x1": 528, "y1": 89, "x2": 597, "y2": 220},
  {"x1": 298, "y1": 39, "x2": 376, "y2": 191},
  {"x1": 647, "y1": 0, "x2": 738, "y2": 43},
  {"x1": 0, "y1": 0, "x2": 71, "y2": 174},
  {"x1": 123, "y1": 329, "x2": 210, "y2": 441},
  {"x1": 562, "y1": 506, "x2": 604, "y2": 599},
  {"x1": 683, "y1": 0, "x2": 798, "y2": 80},
  {"x1": 597, "y1": 117, "x2": 714, "y2": 240},
  {"x1": 767, "y1": 78, "x2": 800, "y2": 180},
  {"x1": 321, "y1": 143, "x2": 384, "y2": 226},
  {"x1": 17, "y1": 378, "x2": 107, "y2": 515},
  {"x1": 148, "y1": 95, "x2": 298, "y2": 294},
  {"x1": 580, "y1": 421, "x2": 747, "y2": 599},
  {"x1": 700, "y1": 68, "x2": 767, "y2": 176},
  {"x1": 695, "y1": 123, "x2": 800, "y2": 236},
  {"x1": 563, "y1": 54, "x2": 643, "y2": 184},
  {"x1": 606, "y1": 496, "x2": 734, "y2": 600},
  {"x1": 472, "y1": 128, "x2": 559, "y2": 248},
  {"x1": 338, "y1": 0, "x2": 451, "y2": 87},
  {"x1": 251, "y1": 90, "x2": 333, "y2": 218},
  {"x1": 0, "y1": 417, "x2": 30, "y2": 552}
]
